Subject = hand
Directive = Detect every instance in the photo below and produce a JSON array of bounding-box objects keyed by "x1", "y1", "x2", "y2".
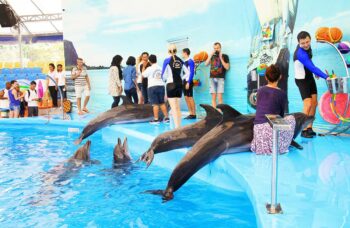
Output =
[
  {"x1": 210, "y1": 50, "x2": 216, "y2": 56},
  {"x1": 55, "y1": 86, "x2": 58, "y2": 91},
  {"x1": 326, "y1": 77, "x2": 332, "y2": 80},
  {"x1": 186, "y1": 83, "x2": 190, "y2": 90}
]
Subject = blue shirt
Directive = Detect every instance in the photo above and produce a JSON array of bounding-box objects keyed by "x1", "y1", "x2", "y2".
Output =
[
  {"x1": 294, "y1": 47, "x2": 328, "y2": 79},
  {"x1": 254, "y1": 86, "x2": 287, "y2": 124},
  {"x1": 184, "y1": 59, "x2": 195, "y2": 83},
  {"x1": 123, "y1": 65, "x2": 136, "y2": 90}
]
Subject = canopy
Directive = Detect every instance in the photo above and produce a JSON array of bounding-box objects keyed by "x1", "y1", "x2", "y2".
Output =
[{"x1": 0, "y1": 0, "x2": 62, "y2": 37}]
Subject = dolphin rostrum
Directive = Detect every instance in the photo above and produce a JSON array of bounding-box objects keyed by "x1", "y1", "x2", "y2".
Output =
[{"x1": 147, "y1": 104, "x2": 314, "y2": 201}]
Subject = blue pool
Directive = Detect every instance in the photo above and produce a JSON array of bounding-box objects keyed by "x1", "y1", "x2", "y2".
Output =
[{"x1": 0, "y1": 121, "x2": 257, "y2": 227}]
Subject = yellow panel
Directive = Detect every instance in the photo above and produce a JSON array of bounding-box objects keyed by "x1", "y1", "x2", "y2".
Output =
[
  {"x1": 14, "y1": 62, "x2": 21, "y2": 68},
  {"x1": 27, "y1": 62, "x2": 36, "y2": 67},
  {"x1": 0, "y1": 62, "x2": 3, "y2": 68}
]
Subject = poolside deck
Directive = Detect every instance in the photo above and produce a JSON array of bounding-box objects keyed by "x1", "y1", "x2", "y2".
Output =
[{"x1": 1, "y1": 115, "x2": 349, "y2": 227}]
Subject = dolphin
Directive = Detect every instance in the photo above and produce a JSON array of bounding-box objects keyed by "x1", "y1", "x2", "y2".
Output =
[
  {"x1": 147, "y1": 104, "x2": 314, "y2": 201},
  {"x1": 113, "y1": 137, "x2": 131, "y2": 165},
  {"x1": 74, "y1": 96, "x2": 156, "y2": 145},
  {"x1": 32, "y1": 141, "x2": 97, "y2": 205},
  {"x1": 139, "y1": 104, "x2": 229, "y2": 167}
]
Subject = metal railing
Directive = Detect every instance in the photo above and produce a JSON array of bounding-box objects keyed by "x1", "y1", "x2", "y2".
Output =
[{"x1": 265, "y1": 114, "x2": 292, "y2": 214}]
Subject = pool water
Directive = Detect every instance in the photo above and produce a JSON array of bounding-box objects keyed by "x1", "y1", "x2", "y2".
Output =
[{"x1": 0, "y1": 124, "x2": 257, "y2": 227}]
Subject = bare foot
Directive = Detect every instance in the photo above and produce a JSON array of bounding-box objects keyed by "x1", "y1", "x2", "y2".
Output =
[
  {"x1": 78, "y1": 111, "x2": 84, "y2": 115},
  {"x1": 82, "y1": 108, "x2": 89, "y2": 113}
]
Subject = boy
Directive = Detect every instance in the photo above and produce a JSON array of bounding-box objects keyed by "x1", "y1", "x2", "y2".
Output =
[
  {"x1": 142, "y1": 54, "x2": 169, "y2": 124},
  {"x1": 182, "y1": 48, "x2": 196, "y2": 119},
  {"x1": 25, "y1": 81, "x2": 40, "y2": 117}
]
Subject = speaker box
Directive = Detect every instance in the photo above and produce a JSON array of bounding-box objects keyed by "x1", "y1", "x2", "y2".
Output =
[{"x1": 0, "y1": 4, "x2": 18, "y2": 27}]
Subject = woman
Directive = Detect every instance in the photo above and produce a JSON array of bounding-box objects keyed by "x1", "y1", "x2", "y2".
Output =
[
  {"x1": 135, "y1": 55, "x2": 144, "y2": 104},
  {"x1": 123, "y1": 56, "x2": 138, "y2": 104},
  {"x1": 8, "y1": 81, "x2": 24, "y2": 118},
  {"x1": 109, "y1": 55, "x2": 123, "y2": 108},
  {"x1": 47, "y1": 63, "x2": 58, "y2": 107},
  {"x1": 162, "y1": 44, "x2": 189, "y2": 128},
  {"x1": 251, "y1": 64, "x2": 295, "y2": 154}
]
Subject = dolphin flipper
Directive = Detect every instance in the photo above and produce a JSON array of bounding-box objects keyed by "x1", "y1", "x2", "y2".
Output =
[{"x1": 290, "y1": 140, "x2": 303, "y2": 150}]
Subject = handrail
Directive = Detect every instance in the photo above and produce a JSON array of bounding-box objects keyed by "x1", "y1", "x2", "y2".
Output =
[
  {"x1": 45, "y1": 74, "x2": 65, "y2": 120},
  {"x1": 265, "y1": 114, "x2": 292, "y2": 214}
]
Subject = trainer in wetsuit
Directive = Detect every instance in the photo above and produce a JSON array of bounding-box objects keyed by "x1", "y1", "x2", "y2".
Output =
[
  {"x1": 162, "y1": 44, "x2": 189, "y2": 128},
  {"x1": 182, "y1": 48, "x2": 196, "y2": 119},
  {"x1": 294, "y1": 31, "x2": 329, "y2": 138}
]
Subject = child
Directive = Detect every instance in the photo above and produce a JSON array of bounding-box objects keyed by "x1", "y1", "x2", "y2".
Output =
[
  {"x1": 25, "y1": 81, "x2": 40, "y2": 117},
  {"x1": 142, "y1": 54, "x2": 169, "y2": 124},
  {"x1": 251, "y1": 64, "x2": 295, "y2": 154}
]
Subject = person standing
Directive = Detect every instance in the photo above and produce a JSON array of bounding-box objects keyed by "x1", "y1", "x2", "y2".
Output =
[
  {"x1": 57, "y1": 64, "x2": 67, "y2": 102},
  {"x1": 294, "y1": 31, "x2": 329, "y2": 138},
  {"x1": 205, "y1": 42, "x2": 230, "y2": 108},
  {"x1": 182, "y1": 48, "x2": 196, "y2": 119},
  {"x1": 8, "y1": 80, "x2": 24, "y2": 118},
  {"x1": 109, "y1": 55, "x2": 123, "y2": 108},
  {"x1": 139, "y1": 52, "x2": 151, "y2": 104},
  {"x1": 0, "y1": 82, "x2": 11, "y2": 111},
  {"x1": 135, "y1": 55, "x2": 144, "y2": 104},
  {"x1": 25, "y1": 81, "x2": 40, "y2": 117},
  {"x1": 47, "y1": 63, "x2": 58, "y2": 107},
  {"x1": 162, "y1": 44, "x2": 189, "y2": 128},
  {"x1": 71, "y1": 58, "x2": 91, "y2": 115},
  {"x1": 123, "y1": 56, "x2": 138, "y2": 104},
  {"x1": 142, "y1": 54, "x2": 169, "y2": 124}
]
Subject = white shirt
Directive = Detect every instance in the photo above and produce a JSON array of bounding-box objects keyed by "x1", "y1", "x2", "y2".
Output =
[
  {"x1": 47, "y1": 71, "x2": 58, "y2": 86},
  {"x1": 136, "y1": 63, "x2": 142, "y2": 84},
  {"x1": 0, "y1": 89, "x2": 9, "y2": 109},
  {"x1": 25, "y1": 89, "x2": 38, "y2": 107},
  {"x1": 142, "y1": 64, "x2": 165, "y2": 88},
  {"x1": 57, "y1": 71, "x2": 66, "y2": 86}
]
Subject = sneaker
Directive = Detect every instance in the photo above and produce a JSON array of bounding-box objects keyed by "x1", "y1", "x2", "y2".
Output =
[
  {"x1": 149, "y1": 119, "x2": 160, "y2": 125},
  {"x1": 301, "y1": 130, "x2": 313, "y2": 138},
  {"x1": 188, "y1": 115, "x2": 197, "y2": 119},
  {"x1": 184, "y1": 115, "x2": 191, "y2": 119},
  {"x1": 307, "y1": 128, "x2": 317, "y2": 136},
  {"x1": 163, "y1": 117, "x2": 170, "y2": 123}
]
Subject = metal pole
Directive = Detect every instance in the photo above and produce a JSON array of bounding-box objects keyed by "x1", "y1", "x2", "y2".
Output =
[{"x1": 18, "y1": 26, "x2": 23, "y2": 68}]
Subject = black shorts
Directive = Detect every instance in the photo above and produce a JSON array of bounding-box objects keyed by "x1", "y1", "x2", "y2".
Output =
[
  {"x1": 295, "y1": 77, "x2": 317, "y2": 100},
  {"x1": 182, "y1": 80, "x2": 194, "y2": 97},
  {"x1": 166, "y1": 83, "x2": 182, "y2": 98},
  {"x1": 148, "y1": 86, "x2": 165, "y2": 105}
]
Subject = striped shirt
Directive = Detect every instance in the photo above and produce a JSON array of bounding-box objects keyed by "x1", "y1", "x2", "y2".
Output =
[{"x1": 72, "y1": 66, "x2": 88, "y2": 86}]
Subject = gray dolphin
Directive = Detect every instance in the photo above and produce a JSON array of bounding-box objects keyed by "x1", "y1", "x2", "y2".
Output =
[
  {"x1": 74, "y1": 96, "x2": 155, "y2": 144},
  {"x1": 33, "y1": 140, "x2": 97, "y2": 205},
  {"x1": 113, "y1": 137, "x2": 131, "y2": 165},
  {"x1": 147, "y1": 104, "x2": 314, "y2": 201},
  {"x1": 139, "y1": 104, "x2": 230, "y2": 167}
]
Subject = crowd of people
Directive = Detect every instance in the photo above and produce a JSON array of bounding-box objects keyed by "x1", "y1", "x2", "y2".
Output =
[
  {"x1": 0, "y1": 32, "x2": 332, "y2": 152},
  {"x1": 0, "y1": 63, "x2": 67, "y2": 118}
]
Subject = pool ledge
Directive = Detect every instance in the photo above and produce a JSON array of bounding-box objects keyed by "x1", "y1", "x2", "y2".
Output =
[{"x1": 106, "y1": 125, "x2": 350, "y2": 228}]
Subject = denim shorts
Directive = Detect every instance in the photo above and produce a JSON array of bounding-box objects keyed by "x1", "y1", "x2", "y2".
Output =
[
  {"x1": 148, "y1": 86, "x2": 165, "y2": 105},
  {"x1": 9, "y1": 105, "x2": 20, "y2": 111},
  {"x1": 209, "y1": 78, "x2": 225, "y2": 94}
]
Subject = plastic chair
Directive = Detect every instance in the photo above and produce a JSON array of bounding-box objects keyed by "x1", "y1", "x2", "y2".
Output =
[
  {"x1": 12, "y1": 68, "x2": 21, "y2": 74},
  {"x1": 1, "y1": 68, "x2": 11, "y2": 74}
]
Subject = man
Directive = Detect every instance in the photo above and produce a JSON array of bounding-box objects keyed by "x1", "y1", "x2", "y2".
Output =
[
  {"x1": 25, "y1": 81, "x2": 40, "y2": 117},
  {"x1": 205, "y1": 42, "x2": 230, "y2": 108},
  {"x1": 182, "y1": 48, "x2": 196, "y2": 119},
  {"x1": 294, "y1": 31, "x2": 329, "y2": 138},
  {"x1": 71, "y1": 58, "x2": 91, "y2": 115},
  {"x1": 142, "y1": 54, "x2": 169, "y2": 124},
  {"x1": 139, "y1": 52, "x2": 151, "y2": 104},
  {"x1": 0, "y1": 82, "x2": 11, "y2": 111}
]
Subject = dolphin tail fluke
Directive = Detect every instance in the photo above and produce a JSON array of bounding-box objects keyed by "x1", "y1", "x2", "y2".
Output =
[
  {"x1": 144, "y1": 189, "x2": 174, "y2": 202},
  {"x1": 216, "y1": 104, "x2": 242, "y2": 121},
  {"x1": 74, "y1": 138, "x2": 82, "y2": 145},
  {"x1": 200, "y1": 104, "x2": 222, "y2": 119}
]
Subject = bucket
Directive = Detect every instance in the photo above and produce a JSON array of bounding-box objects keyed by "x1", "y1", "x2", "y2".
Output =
[{"x1": 326, "y1": 77, "x2": 350, "y2": 94}]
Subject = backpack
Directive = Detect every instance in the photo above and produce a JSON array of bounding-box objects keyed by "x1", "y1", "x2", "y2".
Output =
[{"x1": 27, "y1": 89, "x2": 37, "y2": 97}]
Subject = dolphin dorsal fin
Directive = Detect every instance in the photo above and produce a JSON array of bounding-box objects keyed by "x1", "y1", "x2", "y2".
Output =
[
  {"x1": 120, "y1": 96, "x2": 133, "y2": 105},
  {"x1": 216, "y1": 104, "x2": 242, "y2": 122},
  {"x1": 200, "y1": 104, "x2": 222, "y2": 119}
]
